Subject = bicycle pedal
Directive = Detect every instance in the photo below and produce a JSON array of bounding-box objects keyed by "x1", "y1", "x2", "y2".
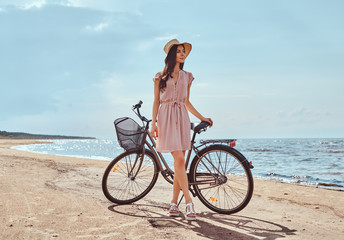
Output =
[{"x1": 161, "y1": 169, "x2": 172, "y2": 178}]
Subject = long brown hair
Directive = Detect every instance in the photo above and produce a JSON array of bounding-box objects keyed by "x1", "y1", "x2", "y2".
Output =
[{"x1": 160, "y1": 44, "x2": 184, "y2": 90}]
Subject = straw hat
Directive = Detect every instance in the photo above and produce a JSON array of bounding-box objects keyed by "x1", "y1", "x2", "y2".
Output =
[{"x1": 163, "y1": 39, "x2": 192, "y2": 58}]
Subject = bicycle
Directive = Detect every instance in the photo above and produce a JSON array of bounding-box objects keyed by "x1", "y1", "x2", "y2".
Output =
[{"x1": 102, "y1": 101, "x2": 254, "y2": 214}]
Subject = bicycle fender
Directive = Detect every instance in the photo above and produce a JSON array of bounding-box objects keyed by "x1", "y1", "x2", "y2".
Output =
[
  {"x1": 191, "y1": 144, "x2": 251, "y2": 170},
  {"x1": 229, "y1": 147, "x2": 253, "y2": 169}
]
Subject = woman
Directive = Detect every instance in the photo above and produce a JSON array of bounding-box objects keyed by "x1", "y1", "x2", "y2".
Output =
[{"x1": 150, "y1": 39, "x2": 213, "y2": 221}]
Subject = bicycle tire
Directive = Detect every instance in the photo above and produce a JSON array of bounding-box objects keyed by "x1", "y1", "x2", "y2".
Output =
[
  {"x1": 190, "y1": 144, "x2": 253, "y2": 214},
  {"x1": 102, "y1": 149, "x2": 158, "y2": 204}
]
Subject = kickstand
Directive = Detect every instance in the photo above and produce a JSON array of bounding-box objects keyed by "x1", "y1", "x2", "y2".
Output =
[{"x1": 177, "y1": 194, "x2": 184, "y2": 208}]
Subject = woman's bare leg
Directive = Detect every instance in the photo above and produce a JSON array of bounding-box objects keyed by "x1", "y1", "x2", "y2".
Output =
[
  {"x1": 171, "y1": 151, "x2": 192, "y2": 204},
  {"x1": 171, "y1": 151, "x2": 184, "y2": 204}
]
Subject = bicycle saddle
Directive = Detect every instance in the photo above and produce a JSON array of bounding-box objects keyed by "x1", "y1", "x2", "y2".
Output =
[{"x1": 191, "y1": 121, "x2": 210, "y2": 133}]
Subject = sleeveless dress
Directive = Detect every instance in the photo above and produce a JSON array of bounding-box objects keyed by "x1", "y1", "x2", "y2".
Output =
[{"x1": 153, "y1": 70, "x2": 194, "y2": 153}]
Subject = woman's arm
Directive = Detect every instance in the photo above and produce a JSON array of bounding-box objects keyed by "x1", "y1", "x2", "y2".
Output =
[
  {"x1": 150, "y1": 78, "x2": 160, "y2": 139},
  {"x1": 185, "y1": 82, "x2": 213, "y2": 126}
]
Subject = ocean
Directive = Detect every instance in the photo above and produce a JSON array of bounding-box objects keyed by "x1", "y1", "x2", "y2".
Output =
[{"x1": 12, "y1": 138, "x2": 344, "y2": 191}]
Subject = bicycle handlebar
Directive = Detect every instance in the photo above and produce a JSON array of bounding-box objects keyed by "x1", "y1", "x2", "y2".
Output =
[
  {"x1": 132, "y1": 100, "x2": 151, "y2": 123},
  {"x1": 132, "y1": 101, "x2": 210, "y2": 133},
  {"x1": 132, "y1": 100, "x2": 143, "y2": 110}
]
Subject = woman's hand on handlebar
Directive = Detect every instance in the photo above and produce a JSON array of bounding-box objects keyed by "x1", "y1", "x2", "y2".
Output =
[
  {"x1": 201, "y1": 117, "x2": 213, "y2": 127},
  {"x1": 150, "y1": 124, "x2": 158, "y2": 139}
]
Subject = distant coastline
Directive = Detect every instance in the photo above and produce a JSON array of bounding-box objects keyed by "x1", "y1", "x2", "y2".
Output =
[{"x1": 0, "y1": 131, "x2": 95, "y2": 140}]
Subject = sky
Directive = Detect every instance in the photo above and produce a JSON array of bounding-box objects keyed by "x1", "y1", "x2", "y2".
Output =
[{"x1": 1, "y1": 0, "x2": 343, "y2": 139}]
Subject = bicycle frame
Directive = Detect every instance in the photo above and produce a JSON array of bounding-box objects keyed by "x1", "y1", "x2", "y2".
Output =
[
  {"x1": 138, "y1": 120, "x2": 226, "y2": 188},
  {"x1": 131, "y1": 101, "x2": 242, "y2": 192},
  {"x1": 103, "y1": 101, "x2": 254, "y2": 214}
]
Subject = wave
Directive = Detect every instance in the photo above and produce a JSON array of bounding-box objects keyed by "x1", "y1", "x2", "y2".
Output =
[
  {"x1": 316, "y1": 150, "x2": 344, "y2": 153},
  {"x1": 317, "y1": 182, "x2": 344, "y2": 188},
  {"x1": 247, "y1": 148, "x2": 278, "y2": 152},
  {"x1": 265, "y1": 172, "x2": 343, "y2": 190},
  {"x1": 12, "y1": 138, "x2": 344, "y2": 191},
  {"x1": 300, "y1": 158, "x2": 318, "y2": 162},
  {"x1": 318, "y1": 140, "x2": 344, "y2": 145}
]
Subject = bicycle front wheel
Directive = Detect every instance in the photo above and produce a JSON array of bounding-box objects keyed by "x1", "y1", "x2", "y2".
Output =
[
  {"x1": 190, "y1": 145, "x2": 253, "y2": 214},
  {"x1": 102, "y1": 149, "x2": 158, "y2": 204}
]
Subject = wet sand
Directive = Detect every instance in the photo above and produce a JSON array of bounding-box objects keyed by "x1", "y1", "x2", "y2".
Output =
[{"x1": 0, "y1": 139, "x2": 343, "y2": 239}]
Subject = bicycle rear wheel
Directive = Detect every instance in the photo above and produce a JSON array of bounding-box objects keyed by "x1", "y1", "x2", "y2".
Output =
[
  {"x1": 190, "y1": 145, "x2": 253, "y2": 214},
  {"x1": 102, "y1": 149, "x2": 158, "y2": 204}
]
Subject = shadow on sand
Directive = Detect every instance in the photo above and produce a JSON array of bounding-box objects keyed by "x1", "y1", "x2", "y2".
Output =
[{"x1": 107, "y1": 202, "x2": 297, "y2": 240}]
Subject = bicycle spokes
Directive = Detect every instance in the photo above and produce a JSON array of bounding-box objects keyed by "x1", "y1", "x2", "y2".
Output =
[
  {"x1": 191, "y1": 146, "x2": 253, "y2": 214},
  {"x1": 103, "y1": 151, "x2": 158, "y2": 204}
]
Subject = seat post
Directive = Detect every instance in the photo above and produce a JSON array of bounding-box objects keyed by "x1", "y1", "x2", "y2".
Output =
[{"x1": 190, "y1": 131, "x2": 197, "y2": 144}]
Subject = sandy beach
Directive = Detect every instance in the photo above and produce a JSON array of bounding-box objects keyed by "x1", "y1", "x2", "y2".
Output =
[{"x1": 0, "y1": 139, "x2": 343, "y2": 239}]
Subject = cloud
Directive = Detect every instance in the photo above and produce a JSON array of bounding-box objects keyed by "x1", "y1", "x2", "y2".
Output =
[
  {"x1": 0, "y1": 4, "x2": 158, "y2": 121},
  {"x1": 22, "y1": 0, "x2": 46, "y2": 9},
  {"x1": 0, "y1": 0, "x2": 63, "y2": 10},
  {"x1": 193, "y1": 82, "x2": 209, "y2": 88},
  {"x1": 135, "y1": 41, "x2": 154, "y2": 52},
  {"x1": 65, "y1": 0, "x2": 142, "y2": 13},
  {"x1": 277, "y1": 107, "x2": 311, "y2": 119},
  {"x1": 85, "y1": 22, "x2": 109, "y2": 32},
  {"x1": 155, "y1": 34, "x2": 178, "y2": 41},
  {"x1": 274, "y1": 107, "x2": 338, "y2": 128},
  {"x1": 0, "y1": 0, "x2": 142, "y2": 13},
  {"x1": 0, "y1": 2, "x2": 161, "y2": 137},
  {"x1": 2, "y1": 0, "x2": 343, "y2": 139},
  {"x1": 192, "y1": 34, "x2": 201, "y2": 38},
  {"x1": 133, "y1": 9, "x2": 143, "y2": 16},
  {"x1": 0, "y1": 73, "x2": 142, "y2": 138},
  {"x1": 230, "y1": 94, "x2": 251, "y2": 98}
]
